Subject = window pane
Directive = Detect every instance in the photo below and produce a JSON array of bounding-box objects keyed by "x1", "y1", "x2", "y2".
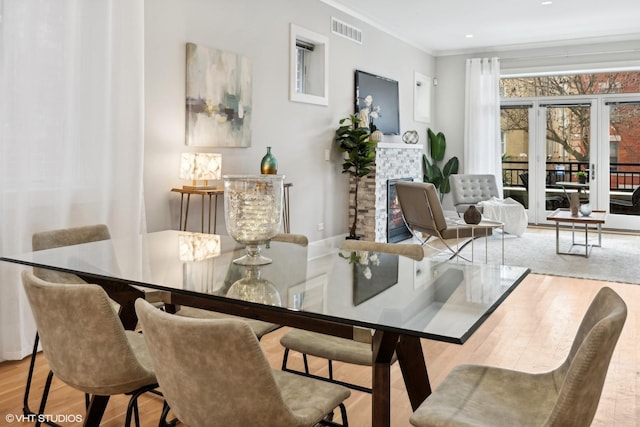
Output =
[
  {"x1": 609, "y1": 104, "x2": 640, "y2": 216},
  {"x1": 501, "y1": 106, "x2": 529, "y2": 208},
  {"x1": 295, "y1": 47, "x2": 306, "y2": 94},
  {"x1": 501, "y1": 72, "x2": 640, "y2": 98}
]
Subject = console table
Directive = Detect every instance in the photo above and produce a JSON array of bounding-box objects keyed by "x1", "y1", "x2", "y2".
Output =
[{"x1": 171, "y1": 183, "x2": 293, "y2": 234}]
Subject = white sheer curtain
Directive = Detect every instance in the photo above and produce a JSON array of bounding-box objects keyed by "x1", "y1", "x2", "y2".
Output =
[
  {"x1": 0, "y1": 0, "x2": 146, "y2": 361},
  {"x1": 464, "y1": 57, "x2": 502, "y2": 193}
]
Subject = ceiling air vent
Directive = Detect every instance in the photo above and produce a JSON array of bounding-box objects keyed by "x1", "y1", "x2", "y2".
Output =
[{"x1": 331, "y1": 17, "x2": 362, "y2": 44}]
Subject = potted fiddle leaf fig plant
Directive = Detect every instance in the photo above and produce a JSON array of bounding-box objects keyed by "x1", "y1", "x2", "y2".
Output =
[
  {"x1": 335, "y1": 114, "x2": 376, "y2": 239},
  {"x1": 423, "y1": 128, "x2": 459, "y2": 202}
]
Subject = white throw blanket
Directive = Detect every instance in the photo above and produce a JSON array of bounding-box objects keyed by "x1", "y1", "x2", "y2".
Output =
[{"x1": 478, "y1": 197, "x2": 528, "y2": 236}]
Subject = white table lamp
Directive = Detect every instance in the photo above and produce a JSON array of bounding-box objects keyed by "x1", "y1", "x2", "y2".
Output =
[{"x1": 180, "y1": 152, "x2": 222, "y2": 189}]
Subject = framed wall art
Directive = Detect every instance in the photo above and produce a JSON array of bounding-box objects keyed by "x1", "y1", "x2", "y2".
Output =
[{"x1": 185, "y1": 43, "x2": 252, "y2": 147}]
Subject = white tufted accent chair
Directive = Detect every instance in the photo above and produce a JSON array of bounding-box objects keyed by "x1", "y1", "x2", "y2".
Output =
[{"x1": 450, "y1": 174, "x2": 500, "y2": 215}]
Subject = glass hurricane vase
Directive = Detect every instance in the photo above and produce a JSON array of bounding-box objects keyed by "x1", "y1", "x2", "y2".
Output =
[
  {"x1": 226, "y1": 266, "x2": 282, "y2": 306},
  {"x1": 224, "y1": 174, "x2": 284, "y2": 265}
]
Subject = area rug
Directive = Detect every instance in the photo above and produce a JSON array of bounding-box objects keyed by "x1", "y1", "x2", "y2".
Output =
[{"x1": 439, "y1": 228, "x2": 640, "y2": 285}]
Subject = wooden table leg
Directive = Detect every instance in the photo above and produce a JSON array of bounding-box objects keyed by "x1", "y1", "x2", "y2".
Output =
[
  {"x1": 78, "y1": 276, "x2": 145, "y2": 330},
  {"x1": 84, "y1": 395, "x2": 110, "y2": 426},
  {"x1": 396, "y1": 335, "x2": 431, "y2": 410},
  {"x1": 372, "y1": 331, "x2": 400, "y2": 427}
]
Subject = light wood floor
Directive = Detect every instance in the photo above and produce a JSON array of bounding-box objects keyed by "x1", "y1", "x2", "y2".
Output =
[{"x1": 0, "y1": 274, "x2": 638, "y2": 426}]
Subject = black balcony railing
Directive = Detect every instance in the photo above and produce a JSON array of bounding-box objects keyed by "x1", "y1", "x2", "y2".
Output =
[{"x1": 502, "y1": 160, "x2": 640, "y2": 192}]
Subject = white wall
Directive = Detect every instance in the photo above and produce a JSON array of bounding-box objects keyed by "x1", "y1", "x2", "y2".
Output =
[{"x1": 144, "y1": 0, "x2": 434, "y2": 240}]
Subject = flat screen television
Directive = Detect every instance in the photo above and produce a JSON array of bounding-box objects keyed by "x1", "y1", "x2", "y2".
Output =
[{"x1": 354, "y1": 70, "x2": 400, "y2": 135}]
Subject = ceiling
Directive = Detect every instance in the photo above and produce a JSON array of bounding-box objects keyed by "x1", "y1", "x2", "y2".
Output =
[{"x1": 323, "y1": 0, "x2": 640, "y2": 56}]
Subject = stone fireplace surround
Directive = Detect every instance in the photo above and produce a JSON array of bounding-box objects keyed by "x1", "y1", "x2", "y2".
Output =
[{"x1": 349, "y1": 142, "x2": 424, "y2": 242}]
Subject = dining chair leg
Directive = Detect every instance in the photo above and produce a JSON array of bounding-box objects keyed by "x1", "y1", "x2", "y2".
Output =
[
  {"x1": 282, "y1": 348, "x2": 313, "y2": 376},
  {"x1": 303, "y1": 354, "x2": 310, "y2": 374},
  {"x1": 23, "y1": 332, "x2": 40, "y2": 417},
  {"x1": 125, "y1": 384, "x2": 158, "y2": 427},
  {"x1": 281, "y1": 348, "x2": 290, "y2": 370},
  {"x1": 84, "y1": 395, "x2": 111, "y2": 426},
  {"x1": 339, "y1": 403, "x2": 349, "y2": 427},
  {"x1": 134, "y1": 401, "x2": 140, "y2": 427},
  {"x1": 317, "y1": 402, "x2": 349, "y2": 426},
  {"x1": 35, "y1": 370, "x2": 54, "y2": 427},
  {"x1": 155, "y1": 400, "x2": 179, "y2": 427}
]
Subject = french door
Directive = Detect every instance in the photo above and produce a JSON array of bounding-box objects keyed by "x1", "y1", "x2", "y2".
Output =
[
  {"x1": 503, "y1": 97, "x2": 640, "y2": 230},
  {"x1": 600, "y1": 98, "x2": 640, "y2": 229},
  {"x1": 537, "y1": 101, "x2": 595, "y2": 223},
  {"x1": 502, "y1": 99, "x2": 597, "y2": 225}
]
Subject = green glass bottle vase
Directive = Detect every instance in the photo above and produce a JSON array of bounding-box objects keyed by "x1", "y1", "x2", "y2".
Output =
[{"x1": 260, "y1": 146, "x2": 278, "y2": 174}]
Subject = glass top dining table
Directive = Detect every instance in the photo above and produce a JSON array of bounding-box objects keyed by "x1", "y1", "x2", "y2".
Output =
[{"x1": 2, "y1": 230, "x2": 529, "y2": 427}]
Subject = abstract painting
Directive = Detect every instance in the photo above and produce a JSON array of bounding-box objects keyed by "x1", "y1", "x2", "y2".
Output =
[{"x1": 185, "y1": 43, "x2": 252, "y2": 147}]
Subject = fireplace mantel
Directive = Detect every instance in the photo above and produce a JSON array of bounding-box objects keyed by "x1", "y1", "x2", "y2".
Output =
[{"x1": 376, "y1": 142, "x2": 424, "y2": 150}]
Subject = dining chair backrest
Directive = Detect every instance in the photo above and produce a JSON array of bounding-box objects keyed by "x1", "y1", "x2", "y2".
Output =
[
  {"x1": 135, "y1": 299, "x2": 303, "y2": 427},
  {"x1": 544, "y1": 286, "x2": 627, "y2": 426},
  {"x1": 32, "y1": 224, "x2": 111, "y2": 283},
  {"x1": 271, "y1": 233, "x2": 309, "y2": 246},
  {"x1": 341, "y1": 239, "x2": 424, "y2": 261},
  {"x1": 21, "y1": 271, "x2": 155, "y2": 395},
  {"x1": 409, "y1": 286, "x2": 626, "y2": 427}
]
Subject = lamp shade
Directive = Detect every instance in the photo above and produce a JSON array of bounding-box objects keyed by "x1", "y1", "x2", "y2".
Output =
[
  {"x1": 179, "y1": 233, "x2": 221, "y2": 262},
  {"x1": 180, "y1": 152, "x2": 222, "y2": 189}
]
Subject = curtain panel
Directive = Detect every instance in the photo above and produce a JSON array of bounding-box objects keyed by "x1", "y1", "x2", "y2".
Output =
[
  {"x1": 0, "y1": 0, "x2": 145, "y2": 361},
  {"x1": 464, "y1": 57, "x2": 502, "y2": 194}
]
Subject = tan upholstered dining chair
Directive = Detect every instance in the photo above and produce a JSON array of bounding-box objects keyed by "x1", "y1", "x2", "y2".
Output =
[
  {"x1": 25, "y1": 224, "x2": 120, "y2": 418},
  {"x1": 22, "y1": 271, "x2": 159, "y2": 427},
  {"x1": 410, "y1": 286, "x2": 627, "y2": 427},
  {"x1": 395, "y1": 181, "x2": 493, "y2": 259},
  {"x1": 173, "y1": 233, "x2": 309, "y2": 339},
  {"x1": 135, "y1": 298, "x2": 350, "y2": 427},
  {"x1": 279, "y1": 239, "x2": 424, "y2": 393},
  {"x1": 32, "y1": 224, "x2": 113, "y2": 284}
]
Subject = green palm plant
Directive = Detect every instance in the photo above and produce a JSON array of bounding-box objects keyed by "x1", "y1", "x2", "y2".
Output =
[
  {"x1": 336, "y1": 114, "x2": 376, "y2": 239},
  {"x1": 423, "y1": 128, "x2": 459, "y2": 202}
]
